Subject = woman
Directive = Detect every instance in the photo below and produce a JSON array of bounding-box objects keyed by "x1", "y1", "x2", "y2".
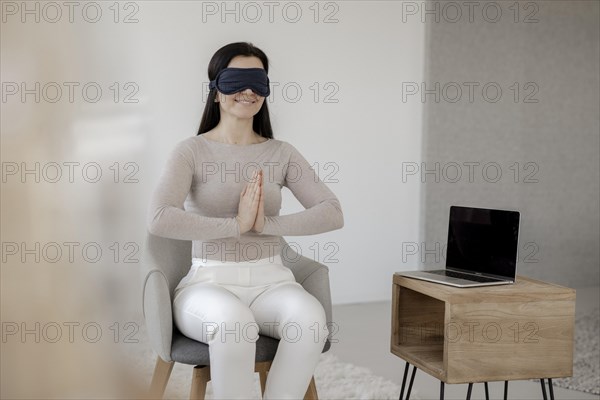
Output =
[{"x1": 147, "y1": 42, "x2": 344, "y2": 399}]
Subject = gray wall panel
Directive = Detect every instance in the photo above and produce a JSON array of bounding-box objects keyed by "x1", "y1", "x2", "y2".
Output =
[{"x1": 420, "y1": 1, "x2": 599, "y2": 287}]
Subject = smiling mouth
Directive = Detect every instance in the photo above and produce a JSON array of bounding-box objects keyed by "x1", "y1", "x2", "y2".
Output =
[{"x1": 235, "y1": 99, "x2": 256, "y2": 104}]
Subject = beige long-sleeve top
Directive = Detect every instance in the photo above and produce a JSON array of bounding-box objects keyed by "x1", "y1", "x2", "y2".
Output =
[{"x1": 147, "y1": 134, "x2": 344, "y2": 262}]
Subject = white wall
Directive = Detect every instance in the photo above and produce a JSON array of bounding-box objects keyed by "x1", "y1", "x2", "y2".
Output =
[
  {"x1": 1, "y1": 6, "x2": 425, "y2": 393},
  {"x1": 1, "y1": 1, "x2": 426, "y2": 340},
  {"x1": 135, "y1": 2, "x2": 426, "y2": 305}
]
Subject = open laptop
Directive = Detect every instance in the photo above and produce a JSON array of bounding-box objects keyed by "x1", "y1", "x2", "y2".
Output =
[{"x1": 398, "y1": 206, "x2": 520, "y2": 288}]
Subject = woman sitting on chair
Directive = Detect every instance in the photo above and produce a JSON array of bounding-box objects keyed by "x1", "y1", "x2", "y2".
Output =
[{"x1": 147, "y1": 41, "x2": 344, "y2": 400}]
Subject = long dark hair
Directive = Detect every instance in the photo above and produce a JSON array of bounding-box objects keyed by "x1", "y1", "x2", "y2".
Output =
[{"x1": 197, "y1": 42, "x2": 274, "y2": 139}]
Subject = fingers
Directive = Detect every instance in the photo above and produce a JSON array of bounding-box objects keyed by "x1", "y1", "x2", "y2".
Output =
[
  {"x1": 250, "y1": 171, "x2": 258, "y2": 199},
  {"x1": 256, "y1": 172, "x2": 263, "y2": 206},
  {"x1": 250, "y1": 169, "x2": 262, "y2": 195},
  {"x1": 258, "y1": 179, "x2": 264, "y2": 205},
  {"x1": 238, "y1": 170, "x2": 264, "y2": 233},
  {"x1": 242, "y1": 169, "x2": 263, "y2": 202},
  {"x1": 251, "y1": 172, "x2": 264, "y2": 229},
  {"x1": 239, "y1": 171, "x2": 259, "y2": 216},
  {"x1": 257, "y1": 171, "x2": 263, "y2": 196}
]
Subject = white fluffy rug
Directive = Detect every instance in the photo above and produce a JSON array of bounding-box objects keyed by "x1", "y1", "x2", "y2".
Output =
[
  {"x1": 549, "y1": 307, "x2": 600, "y2": 395},
  {"x1": 125, "y1": 341, "x2": 411, "y2": 400},
  {"x1": 314, "y1": 352, "x2": 412, "y2": 400}
]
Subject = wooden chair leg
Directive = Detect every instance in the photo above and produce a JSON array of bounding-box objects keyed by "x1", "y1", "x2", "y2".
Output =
[
  {"x1": 304, "y1": 376, "x2": 318, "y2": 400},
  {"x1": 148, "y1": 356, "x2": 174, "y2": 399},
  {"x1": 190, "y1": 365, "x2": 210, "y2": 400},
  {"x1": 255, "y1": 360, "x2": 272, "y2": 396}
]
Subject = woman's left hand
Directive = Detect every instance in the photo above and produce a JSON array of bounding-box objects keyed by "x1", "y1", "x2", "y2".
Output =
[{"x1": 252, "y1": 169, "x2": 265, "y2": 233}]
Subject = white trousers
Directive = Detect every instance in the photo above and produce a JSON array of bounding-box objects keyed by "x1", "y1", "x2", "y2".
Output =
[{"x1": 172, "y1": 254, "x2": 328, "y2": 400}]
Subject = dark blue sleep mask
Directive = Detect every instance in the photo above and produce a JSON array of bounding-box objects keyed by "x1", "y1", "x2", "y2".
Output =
[{"x1": 209, "y1": 67, "x2": 270, "y2": 97}]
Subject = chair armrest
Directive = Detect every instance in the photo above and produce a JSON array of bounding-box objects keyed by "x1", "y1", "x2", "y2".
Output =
[
  {"x1": 280, "y1": 239, "x2": 334, "y2": 343},
  {"x1": 141, "y1": 231, "x2": 193, "y2": 361},
  {"x1": 300, "y1": 264, "x2": 334, "y2": 343},
  {"x1": 141, "y1": 268, "x2": 173, "y2": 362}
]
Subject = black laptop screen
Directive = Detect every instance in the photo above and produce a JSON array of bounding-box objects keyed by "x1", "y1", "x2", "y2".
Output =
[{"x1": 446, "y1": 206, "x2": 520, "y2": 279}]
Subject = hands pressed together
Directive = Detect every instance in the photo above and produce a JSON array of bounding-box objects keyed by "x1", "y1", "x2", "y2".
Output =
[{"x1": 235, "y1": 169, "x2": 265, "y2": 234}]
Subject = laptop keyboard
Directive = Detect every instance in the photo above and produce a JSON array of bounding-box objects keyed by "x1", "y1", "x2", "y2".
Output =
[{"x1": 428, "y1": 270, "x2": 503, "y2": 283}]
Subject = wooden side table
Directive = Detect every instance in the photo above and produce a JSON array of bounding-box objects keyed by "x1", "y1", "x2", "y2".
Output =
[{"x1": 390, "y1": 274, "x2": 575, "y2": 400}]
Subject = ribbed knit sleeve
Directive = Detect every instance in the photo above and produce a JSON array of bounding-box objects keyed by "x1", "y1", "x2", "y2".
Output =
[
  {"x1": 261, "y1": 143, "x2": 344, "y2": 236},
  {"x1": 146, "y1": 138, "x2": 241, "y2": 240}
]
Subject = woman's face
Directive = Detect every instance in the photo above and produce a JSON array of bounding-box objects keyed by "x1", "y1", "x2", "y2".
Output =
[{"x1": 215, "y1": 55, "x2": 266, "y2": 119}]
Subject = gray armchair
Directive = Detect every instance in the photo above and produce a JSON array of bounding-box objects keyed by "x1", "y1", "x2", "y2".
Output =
[{"x1": 141, "y1": 231, "x2": 334, "y2": 400}]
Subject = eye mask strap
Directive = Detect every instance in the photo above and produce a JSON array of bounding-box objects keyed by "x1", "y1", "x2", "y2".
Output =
[{"x1": 209, "y1": 67, "x2": 270, "y2": 97}]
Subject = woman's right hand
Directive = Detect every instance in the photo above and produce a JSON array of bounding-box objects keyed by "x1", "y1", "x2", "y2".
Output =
[{"x1": 236, "y1": 169, "x2": 262, "y2": 234}]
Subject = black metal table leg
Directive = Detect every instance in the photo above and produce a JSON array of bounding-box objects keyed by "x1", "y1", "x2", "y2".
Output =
[
  {"x1": 484, "y1": 382, "x2": 489, "y2": 400},
  {"x1": 440, "y1": 381, "x2": 445, "y2": 400},
  {"x1": 466, "y1": 383, "x2": 473, "y2": 400},
  {"x1": 398, "y1": 362, "x2": 417, "y2": 400},
  {"x1": 399, "y1": 362, "x2": 409, "y2": 400},
  {"x1": 541, "y1": 378, "x2": 549, "y2": 400},
  {"x1": 548, "y1": 378, "x2": 555, "y2": 400},
  {"x1": 504, "y1": 380, "x2": 508, "y2": 400},
  {"x1": 405, "y1": 365, "x2": 417, "y2": 400}
]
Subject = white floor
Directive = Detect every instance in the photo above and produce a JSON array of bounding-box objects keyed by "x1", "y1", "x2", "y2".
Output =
[{"x1": 328, "y1": 285, "x2": 600, "y2": 400}]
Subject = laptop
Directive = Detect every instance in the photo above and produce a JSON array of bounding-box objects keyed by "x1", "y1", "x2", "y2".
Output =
[{"x1": 398, "y1": 206, "x2": 520, "y2": 288}]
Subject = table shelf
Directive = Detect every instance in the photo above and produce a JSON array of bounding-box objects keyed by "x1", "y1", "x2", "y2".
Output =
[{"x1": 391, "y1": 343, "x2": 444, "y2": 380}]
